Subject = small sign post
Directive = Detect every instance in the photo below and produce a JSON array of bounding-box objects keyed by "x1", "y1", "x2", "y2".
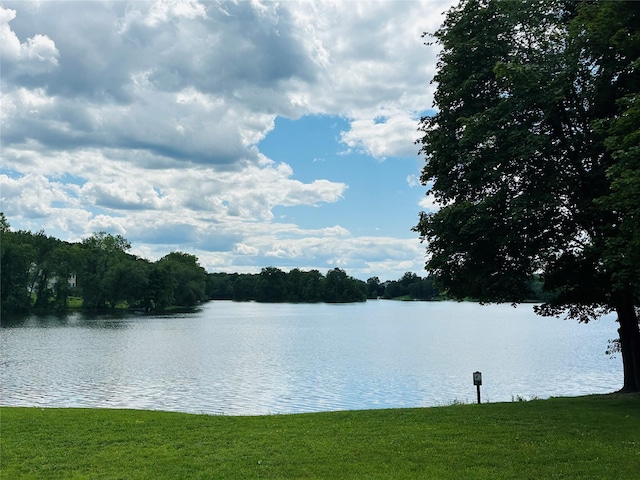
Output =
[{"x1": 473, "y1": 371, "x2": 482, "y2": 404}]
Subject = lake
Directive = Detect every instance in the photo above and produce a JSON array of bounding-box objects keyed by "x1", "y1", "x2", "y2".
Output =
[{"x1": 0, "y1": 300, "x2": 622, "y2": 415}]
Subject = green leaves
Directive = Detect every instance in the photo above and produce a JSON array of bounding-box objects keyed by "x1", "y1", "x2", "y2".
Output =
[
  {"x1": 416, "y1": 0, "x2": 640, "y2": 392},
  {"x1": 416, "y1": 0, "x2": 640, "y2": 310},
  {"x1": 416, "y1": 0, "x2": 640, "y2": 389}
]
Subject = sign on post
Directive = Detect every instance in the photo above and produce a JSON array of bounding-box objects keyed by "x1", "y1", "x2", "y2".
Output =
[{"x1": 473, "y1": 371, "x2": 482, "y2": 404}]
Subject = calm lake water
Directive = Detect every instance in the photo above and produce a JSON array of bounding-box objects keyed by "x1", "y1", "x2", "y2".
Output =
[{"x1": 0, "y1": 300, "x2": 622, "y2": 415}]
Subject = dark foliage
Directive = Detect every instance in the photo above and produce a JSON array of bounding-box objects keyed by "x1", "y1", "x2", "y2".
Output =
[{"x1": 415, "y1": 0, "x2": 640, "y2": 390}]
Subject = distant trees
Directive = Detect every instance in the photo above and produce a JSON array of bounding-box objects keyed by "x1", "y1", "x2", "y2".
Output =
[
  {"x1": 80, "y1": 232, "x2": 133, "y2": 310},
  {"x1": 146, "y1": 261, "x2": 176, "y2": 311},
  {"x1": 377, "y1": 272, "x2": 439, "y2": 301},
  {"x1": 206, "y1": 269, "x2": 444, "y2": 303},
  {"x1": 0, "y1": 218, "x2": 208, "y2": 315},
  {"x1": 366, "y1": 277, "x2": 384, "y2": 299},
  {"x1": 256, "y1": 266, "x2": 288, "y2": 303},
  {"x1": 3, "y1": 215, "x2": 482, "y2": 315},
  {"x1": 0, "y1": 219, "x2": 86, "y2": 314},
  {"x1": 157, "y1": 252, "x2": 207, "y2": 308},
  {"x1": 1, "y1": 214, "x2": 34, "y2": 314},
  {"x1": 205, "y1": 267, "x2": 367, "y2": 303}
]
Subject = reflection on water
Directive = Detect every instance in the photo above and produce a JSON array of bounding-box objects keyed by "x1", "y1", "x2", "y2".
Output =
[
  {"x1": 0, "y1": 301, "x2": 622, "y2": 415},
  {"x1": 1, "y1": 311, "x2": 134, "y2": 329}
]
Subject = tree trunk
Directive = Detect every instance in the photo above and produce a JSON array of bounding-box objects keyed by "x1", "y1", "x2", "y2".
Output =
[{"x1": 616, "y1": 293, "x2": 640, "y2": 392}]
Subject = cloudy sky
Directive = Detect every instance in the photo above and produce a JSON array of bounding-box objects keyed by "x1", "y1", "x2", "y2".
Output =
[{"x1": 1, "y1": 0, "x2": 454, "y2": 281}]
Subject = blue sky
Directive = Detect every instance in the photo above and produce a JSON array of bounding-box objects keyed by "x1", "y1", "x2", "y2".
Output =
[
  {"x1": 1, "y1": 0, "x2": 453, "y2": 281},
  {"x1": 260, "y1": 115, "x2": 424, "y2": 237}
]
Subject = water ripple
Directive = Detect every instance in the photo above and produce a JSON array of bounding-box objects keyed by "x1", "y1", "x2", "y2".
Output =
[{"x1": 0, "y1": 301, "x2": 622, "y2": 414}]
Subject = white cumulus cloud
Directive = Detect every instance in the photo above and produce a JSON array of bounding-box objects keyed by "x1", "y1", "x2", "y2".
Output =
[
  {"x1": 0, "y1": 6, "x2": 59, "y2": 75},
  {"x1": 1, "y1": 0, "x2": 455, "y2": 279}
]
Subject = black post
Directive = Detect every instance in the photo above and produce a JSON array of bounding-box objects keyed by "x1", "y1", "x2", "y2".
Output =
[{"x1": 473, "y1": 371, "x2": 482, "y2": 404}]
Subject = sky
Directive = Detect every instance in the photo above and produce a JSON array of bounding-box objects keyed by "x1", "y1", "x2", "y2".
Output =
[{"x1": 1, "y1": 0, "x2": 454, "y2": 281}]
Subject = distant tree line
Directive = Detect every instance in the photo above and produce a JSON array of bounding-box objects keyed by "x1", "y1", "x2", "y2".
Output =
[
  {"x1": 1, "y1": 215, "x2": 554, "y2": 316},
  {"x1": 207, "y1": 267, "x2": 367, "y2": 303},
  {"x1": 366, "y1": 272, "x2": 439, "y2": 301},
  {"x1": 0, "y1": 216, "x2": 376, "y2": 315},
  {"x1": 206, "y1": 269, "x2": 447, "y2": 303},
  {"x1": 208, "y1": 269, "x2": 446, "y2": 302},
  {"x1": 1, "y1": 215, "x2": 207, "y2": 315}
]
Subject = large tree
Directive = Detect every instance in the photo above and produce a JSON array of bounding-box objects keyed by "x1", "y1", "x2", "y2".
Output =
[{"x1": 415, "y1": 0, "x2": 640, "y2": 391}]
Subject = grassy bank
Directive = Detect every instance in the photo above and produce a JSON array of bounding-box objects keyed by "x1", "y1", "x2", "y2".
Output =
[{"x1": 2, "y1": 394, "x2": 639, "y2": 479}]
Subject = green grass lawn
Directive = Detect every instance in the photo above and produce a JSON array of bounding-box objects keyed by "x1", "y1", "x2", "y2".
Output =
[{"x1": 2, "y1": 394, "x2": 639, "y2": 479}]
